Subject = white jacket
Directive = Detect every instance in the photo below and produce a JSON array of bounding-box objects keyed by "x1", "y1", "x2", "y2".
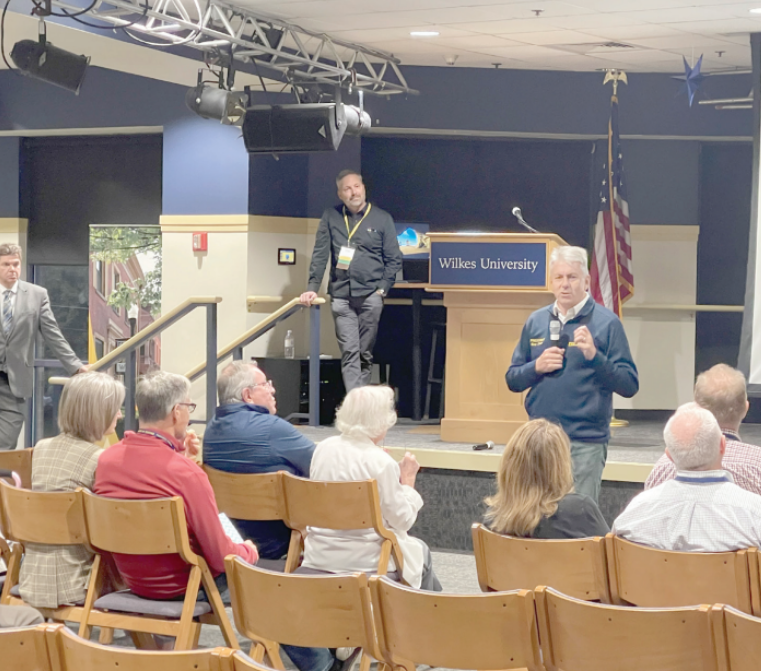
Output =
[{"x1": 302, "y1": 434, "x2": 425, "y2": 588}]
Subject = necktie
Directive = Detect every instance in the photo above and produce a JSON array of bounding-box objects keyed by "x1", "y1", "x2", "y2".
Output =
[{"x1": 3, "y1": 290, "x2": 13, "y2": 335}]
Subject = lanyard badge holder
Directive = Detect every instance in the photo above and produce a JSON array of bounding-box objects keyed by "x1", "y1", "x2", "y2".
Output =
[{"x1": 337, "y1": 204, "x2": 372, "y2": 270}]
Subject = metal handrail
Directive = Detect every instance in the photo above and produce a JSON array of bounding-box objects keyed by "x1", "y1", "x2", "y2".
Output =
[
  {"x1": 48, "y1": 296, "x2": 222, "y2": 434},
  {"x1": 185, "y1": 296, "x2": 325, "y2": 425}
]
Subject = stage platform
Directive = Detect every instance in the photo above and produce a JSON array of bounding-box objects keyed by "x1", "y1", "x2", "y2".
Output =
[{"x1": 297, "y1": 420, "x2": 761, "y2": 552}]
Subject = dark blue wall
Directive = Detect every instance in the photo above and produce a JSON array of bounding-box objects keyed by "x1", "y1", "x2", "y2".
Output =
[{"x1": 0, "y1": 138, "x2": 20, "y2": 217}]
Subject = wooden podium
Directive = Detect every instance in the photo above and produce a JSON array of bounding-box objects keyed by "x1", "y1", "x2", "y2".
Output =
[{"x1": 427, "y1": 232, "x2": 567, "y2": 444}]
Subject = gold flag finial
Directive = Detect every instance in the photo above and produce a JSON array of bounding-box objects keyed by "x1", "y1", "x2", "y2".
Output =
[{"x1": 603, "y1": 69, "x2": 628, "y2": 96}]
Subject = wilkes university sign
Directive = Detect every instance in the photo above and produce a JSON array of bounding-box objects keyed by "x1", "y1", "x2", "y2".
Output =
[{"x1": 429, "y1": 241, "x2": 547, "y2": 288}]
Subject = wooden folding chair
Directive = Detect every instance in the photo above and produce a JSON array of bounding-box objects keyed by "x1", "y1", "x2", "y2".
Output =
[
  {"x1": 225, "y1": 556, "x2": 379, "y2": 671},
  {"x1": 0, "y1": 480, "x2": 91, "y2": 624},
  {"x1": 79, "y1": 490, "x2": 239, "y2": 651},
  {"x1": 0, "y1": 624, "x2": 51, "y2": 671},
  {"x1": 606, "y1": 534, "x2": 755, "y2": 612},
  {"x1": 471, "y1": 522, "x2": 611, "y2": 601},
  {"x1": 0, "y1": 448, "x2": 33, "y2": 489},
  {"x1": 535, "y1": 585, "x2": 718, "y2": 671},
  {"x1": 369, "y1": 574, "x2": 542, "y2": 671},
  {"x1": 281, "y1": 473, "x2": 404, "y2": 577},
  {"x1": 41, "y1": 622, "x2": 233, "y2": 671},
  {"x1": 202, "y1": 467, "x2": 289, "y2": 570},
  {"x1": 711, "y1": 604, "x2": 761, "y2": 671}
]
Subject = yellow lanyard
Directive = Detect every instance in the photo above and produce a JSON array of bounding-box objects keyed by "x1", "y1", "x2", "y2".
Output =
[{"x1": 343, "y1": 203, "x2": 372, "y2": 244}]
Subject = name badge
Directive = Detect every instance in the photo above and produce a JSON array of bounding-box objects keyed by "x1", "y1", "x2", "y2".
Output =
[{"x1": 337, "y1": 245, "x2": 355, "y2": 270}]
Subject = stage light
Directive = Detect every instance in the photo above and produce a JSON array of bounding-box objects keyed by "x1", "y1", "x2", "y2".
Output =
[
  {"x1": 185, "y1": 84, "x2": 247, "y2": 125},
  {"x1": 10, "y1": 38, "x2": 90, "y2": 94}
]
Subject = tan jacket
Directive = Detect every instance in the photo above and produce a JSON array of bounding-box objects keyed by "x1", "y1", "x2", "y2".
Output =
[{"x1": 18, "y1": 434, "x2": 102, "y2": 609}]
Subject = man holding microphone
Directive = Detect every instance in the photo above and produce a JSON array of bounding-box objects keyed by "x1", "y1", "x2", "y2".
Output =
[{"x1": 506, "y1": 246, "x2": 638, "y2": 502}]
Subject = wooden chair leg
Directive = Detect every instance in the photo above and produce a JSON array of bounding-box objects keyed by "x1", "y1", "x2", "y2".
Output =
[
  {"x1": 173, "y1": 566, "x2": 202, "y2": 650},
  {"x1": 263, "y1": 640, "x2": 286, "y2": 671},
  {"x1": 191, "y1": 622, "x2": 203, "y2": 648},
  {"x1": 200, "y1": 565, "x2": 239, "y2": 650},
  {"x1": 129, "y1": 631, "x2": 158, "y2": 650},
  {"x1": 78, "y1": 554, "x2": 104, "y2": 640},
  {"x1": 284, "y1": 531, "x2": 303, "y2": 573},
  {"x1": 358, "y1": 653, "x2": 371, "y2": 671},
  {"x1": 98, "y1": 627, "x2": 114, "y2": 644}
]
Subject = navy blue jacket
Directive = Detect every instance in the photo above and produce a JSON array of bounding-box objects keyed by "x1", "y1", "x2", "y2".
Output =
[
  {"x1": 203, "y1": 403, "x2": 315, "y2": 559},
  {"x1": 506, "y1": 298, "x2": 638, "y2": 443}
]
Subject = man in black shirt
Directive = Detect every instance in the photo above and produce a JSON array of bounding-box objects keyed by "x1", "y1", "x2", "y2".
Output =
[{"x1": 300, "y1": 170, "x2": 402, "y2": 391}]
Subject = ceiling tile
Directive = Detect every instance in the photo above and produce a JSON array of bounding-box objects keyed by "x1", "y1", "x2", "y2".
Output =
[
  {"x1": 507, "y1": 30, "x2": 613, "y2": 45},
  {"x1": 666, "y1": 18, "x2": 761, "y2": 33}
]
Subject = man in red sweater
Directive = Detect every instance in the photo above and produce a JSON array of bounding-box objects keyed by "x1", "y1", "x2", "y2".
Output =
[{"x1": 95, "y1": 370, "x2": 258, "y2": 599}]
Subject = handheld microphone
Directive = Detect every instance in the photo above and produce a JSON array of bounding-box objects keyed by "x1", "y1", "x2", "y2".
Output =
[
  {"x1": 549, "y1": 319, "x2": 561, "y2": 342},
  {"x1": 472, "y1": 441, "x2": 495, "y2": 451},
  {"x1": 511, "y1": 206, "x2": 539, "y2": 234}
]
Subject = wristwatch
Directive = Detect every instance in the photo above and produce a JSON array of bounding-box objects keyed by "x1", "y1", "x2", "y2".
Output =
[{"x1": 376, "y1": 288, "x2": 386, "y2": 297}]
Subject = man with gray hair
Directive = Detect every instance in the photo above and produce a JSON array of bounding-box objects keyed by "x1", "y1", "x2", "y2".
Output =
[
  {"x1": 95, "y1": 370, "x2": 259, "y2": 600},
  {"x1": 203, "y1": 360, "x2": 315, "y2": 559},
  {"x1": 646, "y1": 364, "x2": 761, "y2": 494},
  {"x1": 0, "y1": 243, "x2": 87, "y2": 449},
  {"x1": 507, "y1": 245, "x2": 638, "y2": 502},
  {"x1": 613, "y1": 402, "x2": 761, "y2": 551}
]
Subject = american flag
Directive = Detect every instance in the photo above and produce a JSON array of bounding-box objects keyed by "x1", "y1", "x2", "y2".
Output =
[{"x1": 590, "y1": 94, "x2": 633, "y2": 316}]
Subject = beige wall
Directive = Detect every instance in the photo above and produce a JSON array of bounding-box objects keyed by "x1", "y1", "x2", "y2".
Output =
[
  {"x1": 160, "y1": 214, "x2": 340, "y2": 420},
  {"x1": 0, "y1": 219, "x2": 28, "y2": 280},
  {"x1": 616, "y1": 224, "x2": 699, "y2": 411}
]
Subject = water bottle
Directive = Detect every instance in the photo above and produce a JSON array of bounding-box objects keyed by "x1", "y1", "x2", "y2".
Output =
[{"x1": 284, "y1": 330, "x2": 295, "y2": 359}]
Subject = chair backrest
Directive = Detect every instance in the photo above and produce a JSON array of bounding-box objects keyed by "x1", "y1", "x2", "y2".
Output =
[
  {"x1": 0, "y1": 625, "x2": 50, "y2": 671},
  {"x1": 228, "y1": 650, "x2": 279, "y2": 671},
  {"x1": 42, "y1": 622, "x2": 227, "y2": 671},
  {"x1": 224, "y1": 556, "x2": 377, "y2": 653},
  {"x1": 80, "y1": 490, "x2": 198, "y2": 565},
  {"x1": 368, "y1": 575, "x2": 542, "y2": 671},
  {"x1": 202, "y1": 466, "x2": 286, "y2": 520},
  {"x1": 0, "y1": 448, "x2": 33, "y2": 488},
  {"x1": 535, "y1": 585, "x2": 718, "y2": 671},
  {"x1": 712, "y1": 604, "x2": 761, "y2": 671},
  {"x1": 606, "y1": 534, "x2": 754, "y2": 612},
  {"x1": 281, "y1": 473, "x2": 404, "y2": 574},
  {"x1": 471, "y1": 523, "x2": 610, "y2": 602},
  {"x1": 0, "y1": 479, "x2": 88, "y2": 546}
]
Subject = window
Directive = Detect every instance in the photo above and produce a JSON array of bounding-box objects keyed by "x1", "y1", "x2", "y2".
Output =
[
  {"x1": 94, "y1": 338, "x2": 105, "y2": 361},
  {"x1": 112, "y1": 270, "x2": 121, "y2": 316},
  {"x1": 94, "y1": 260, "x2": 105, "y2": 296}
]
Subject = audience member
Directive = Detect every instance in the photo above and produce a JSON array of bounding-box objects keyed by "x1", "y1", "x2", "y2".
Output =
[
  {"x1": 301, "y1": 385, "x2": 442, "y2": 592},
  {"x1": 613, "y1": 402, "x2": 761, "y2": 551},
  {"x1": 19, "y1": 372, "x2": 124, "y2": 609},
  {"x1": 646, "y1": 364, "x2": 761, "y2": 494},
  {"x1": 485, "y1": 419, "x2": 609, "y2": 539},
  {"x1": 0, "y1": 604, "x2": 43, "y2": 628},
  {"x1": 94, "y1": 371, "x2": 258, "y2": 600},
  {"x1": 203, "y1": 361, "x2": 315, "y2": 559}
]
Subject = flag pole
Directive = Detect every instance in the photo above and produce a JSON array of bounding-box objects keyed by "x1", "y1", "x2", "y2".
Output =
[{"x1": 602, "y1": 69, "x2": 631, "y2": 430}]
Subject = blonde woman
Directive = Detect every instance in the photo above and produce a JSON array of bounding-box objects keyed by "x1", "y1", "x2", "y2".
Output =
[
  {"x1": 19, "y1": 372, "x2": 125, "y2": 609},
  {"x1": 485, "y1": 419, "x2": 609, "y2": 538}
]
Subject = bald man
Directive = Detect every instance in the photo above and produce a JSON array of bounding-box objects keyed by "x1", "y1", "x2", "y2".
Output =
[{"x1": 613, "y1": 403, "x2": 761, "y2": 552}]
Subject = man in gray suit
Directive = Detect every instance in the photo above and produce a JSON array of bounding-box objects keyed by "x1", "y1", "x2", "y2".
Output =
[{"x1": 0, "y1": 244, "x2": 87, "y2": 449}]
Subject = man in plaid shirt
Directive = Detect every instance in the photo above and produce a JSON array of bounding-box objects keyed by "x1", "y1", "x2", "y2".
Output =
[{"x1": 646, "y1": 364, "x2": 761, "y2": 495}]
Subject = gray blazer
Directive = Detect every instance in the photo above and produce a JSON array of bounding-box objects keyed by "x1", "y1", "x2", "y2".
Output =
[{"x1": 0, "y1": 281, "x2": 83, "y2": 399}]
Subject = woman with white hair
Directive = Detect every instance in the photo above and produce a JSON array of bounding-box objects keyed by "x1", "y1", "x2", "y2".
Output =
[
  {"x1": 19, "y1": 371, "x2": 125, "y2": 609},
  {"x1": 301, "y1": 385, "x2": 441, "y2": 591}
]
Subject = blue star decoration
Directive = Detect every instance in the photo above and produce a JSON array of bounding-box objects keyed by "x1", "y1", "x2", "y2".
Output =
[{"x1": 672, "y1": 54, "x2": 706, "y2": 107}]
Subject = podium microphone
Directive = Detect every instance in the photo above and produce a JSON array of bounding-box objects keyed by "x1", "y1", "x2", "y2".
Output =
[{"x1": 511, "y1": 207, "x2": 539, "y2": 234}]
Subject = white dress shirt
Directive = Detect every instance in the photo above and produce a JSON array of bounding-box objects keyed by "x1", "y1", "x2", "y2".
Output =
[
  {"x1": 302, "y1": 433, "x2": 425, "y2": 587},
  {"x1": 554, "y1": 293, "x2": 589, "y2": 325},
  {"x1": 613, "y1": 469, "x2": 761, "y2": 552}
]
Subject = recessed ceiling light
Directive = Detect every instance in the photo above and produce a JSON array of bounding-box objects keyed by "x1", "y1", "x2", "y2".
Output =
[
  {"x1": 410, "y1": 31, "x2": 439, "y2": 37},
  {"x1": 751, "y1": 7, "x2": 761, "y2": 12}
]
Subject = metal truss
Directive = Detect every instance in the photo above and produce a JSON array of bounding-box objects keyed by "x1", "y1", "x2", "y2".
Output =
[{"x1": 46, "y1": 0, "x2": 418, "y2": 95}]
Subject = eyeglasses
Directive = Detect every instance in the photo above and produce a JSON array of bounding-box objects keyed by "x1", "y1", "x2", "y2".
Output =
[
  {"x1": 177, "y1": 402, "x2": 197, "y2": 413},
  {"x1": 250, "y1": 379, "x2": 274, "y2": 390}
]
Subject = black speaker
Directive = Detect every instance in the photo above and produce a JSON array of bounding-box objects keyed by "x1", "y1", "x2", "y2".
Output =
[{"x1": 242, "y1": 103, "x2": 346, "y2": 153}]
